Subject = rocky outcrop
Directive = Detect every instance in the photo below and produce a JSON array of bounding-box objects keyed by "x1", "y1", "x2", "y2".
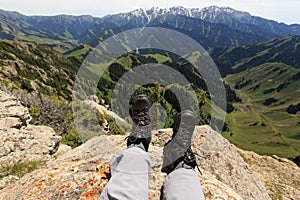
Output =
[
  {"x1": 0, "y1": 125, "x2": 60, "y2": 168},
  {"x1": 1, "y1": 90, "x2": 299, "y2": 199},
  {"x1": 238, "y1": 150, "x2": 300, "y2": 200},
  {"x1": 0, "y1": 90, "x2": 61, "y2": 188},
  {"x1": 0, "y1": 126, "x2": 271, "y2": 200},
  {"x1": 0, "y1": 90, "x2": 31, "y2": 129},
  {"x1": 154, "y1": 126, "x2": 271, "y2": 200}
]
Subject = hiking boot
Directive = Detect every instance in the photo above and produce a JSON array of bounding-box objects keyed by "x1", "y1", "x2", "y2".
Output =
[
  {"x1": 127, "y1": 94, "x2": 152, "y2": 151},
  {"x1": 161, "y1": 110, "x2": 197, "y2": 174}
]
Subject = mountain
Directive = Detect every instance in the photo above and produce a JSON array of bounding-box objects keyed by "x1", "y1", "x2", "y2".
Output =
[
  {"x1": 196, "y1": 6, "x2": 300, "y2": 37},
  {"x1": 0, "y1": 7, "x2": 300, "y2": 198},
  {"x1": 1, "y1": 8, "x2": 299, "y2": 159},
  {"x1": 148, "y1": 14, "x2": 265, "y2": 49},
  {"x1": 103, "y1": 6, "x2": 300, "y2": 39},
  {"x1": 0, "y1": 9, "x2": 103, "y2": 51},
  {"x1": 1, "y1": 6, "x2": 299, "y2": 52},
  {"x1": 210, "y1": 35, "x2": 300, "y2": 162},
  {"x1": 211, "y1": 35, "x2": 300, "y2": 75},
  {"x1": 203, "y1": 36, "x2": 300, "y2": 158}
]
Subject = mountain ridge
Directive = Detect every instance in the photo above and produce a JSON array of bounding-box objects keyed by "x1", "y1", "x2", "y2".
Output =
[
  {"x1": 211, "y1": 35, "x2": 300, "y2": 75},
  {"x1": 104, "y1": 6, "x2": 300, "y2": 37},
  {"x1": 1, "y1": 6, "x2": 299, "y2": 52}
]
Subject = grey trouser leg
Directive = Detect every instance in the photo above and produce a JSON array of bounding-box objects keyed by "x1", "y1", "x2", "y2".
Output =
[
  {"x1": 161, "y1": 168, "x2": 205, "y2": 200},
  {"x1": 99, "y1": 147, "x2": 151, "y2": 200}
]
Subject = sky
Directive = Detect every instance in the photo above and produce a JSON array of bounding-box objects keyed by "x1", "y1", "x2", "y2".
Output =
[{"x1": 1, "y1": 0, "x2": 299, "y2": 24}]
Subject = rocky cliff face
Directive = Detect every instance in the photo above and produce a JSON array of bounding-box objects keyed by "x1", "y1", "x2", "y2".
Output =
[
  {"x1": 237, "y1": 150, "x2": 300, "y2": 200},
  {"x1": 0, "y1": 90, "x2": 61, "y2": 188},
  {"x1": 0, "y1": 90, "x2": 299, "y2": 199}
]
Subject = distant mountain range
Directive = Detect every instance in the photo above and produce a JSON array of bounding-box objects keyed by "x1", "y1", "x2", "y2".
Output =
[
  {"x1": 1, "y1": 6, "x2": 300, "y2": 51},
  {"x1": 103, "y1": 6, "x2": 300, "y2": 37}
]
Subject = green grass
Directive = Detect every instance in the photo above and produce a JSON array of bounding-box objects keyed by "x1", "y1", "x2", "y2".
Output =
[
  {"x1": 0, "y1": 160, "x2": 45, "y2": 180},
  {"x1": 64, "y1": 44, "x2": 91, "y2": 60},
  {"x1": 16, "y1": 35, "x2": 76, "y2": 53},
  {"x1": 146, "y1": 54, "x2": 171, "y2": 63},
  {"x1": 224, "y1": 62, "x2": 300, "y2": 158}
]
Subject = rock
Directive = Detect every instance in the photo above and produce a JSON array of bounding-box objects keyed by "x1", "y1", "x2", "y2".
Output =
[
  {"x1": 237, "y1": 149, "x2": 300, "y2": 200},
  {"x1": 191, "y1": 126, "x2": 271, "y2": 200},
  {"x1": 0, "y1": 90, "x2": 31, "y2": 129},
  {"x1": 0, "y1": 126, "x2": 272, "y2": 199},
  {"x1": 0, "y1": 90, "x2": 61, "y2": 188},
  {"x1": 53, "y1": 144, "x2": 72, "y2": 158},
  {"x1": 0, "y1": 89, "x2": 297, "y2": 199},
  {"x1": 0, "y1": 124, "x2": 61, "y2": 169},
  {"x1": 0, "y1": 175, "x2": 19, "y2": 190},
  {"x1": 0, "y1": 135, "x2": 121, "y2": 199},
  {"x1": 200, "y1": 178, "x2": 243, "y2": 200}
]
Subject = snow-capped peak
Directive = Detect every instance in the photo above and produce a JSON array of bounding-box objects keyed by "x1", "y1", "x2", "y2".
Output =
[
  {"x1": 109, "y1": 6, "x2": 254, "y2": 26},
  {"x1": 126, "y1": 6, "x2": 251, "y2": 22},
  {"x1": 199, "y1": 6, "x2": 252, "y2": 21}
]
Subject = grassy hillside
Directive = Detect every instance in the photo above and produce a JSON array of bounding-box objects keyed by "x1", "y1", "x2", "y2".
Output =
[
  {"x1": 63, "y1": 44, "x2": 92, "y2": 61},
  {"x1": 0, "y1": 40, "x2": 81, "y2": 99},
  {"x1": 211, "y1": 36, "x2": 300, "y2": 76},
  {"x1": 224, "y1": 62, "x2": 300, "y2": 158}
]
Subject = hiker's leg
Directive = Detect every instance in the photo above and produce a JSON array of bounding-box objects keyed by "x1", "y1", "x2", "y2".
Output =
[
  {"x1": 99, "y1": 146, "x2": 151, "y2": 200},
  {"x1": 161, "y1": 167, "x2": 204, "y2": 200},
  {"x1": 160, "y1": 111, "x2": 205, "y2": 200},
  {"x1": 100, "y1": 94, "x2": 152, "y2": 200}
]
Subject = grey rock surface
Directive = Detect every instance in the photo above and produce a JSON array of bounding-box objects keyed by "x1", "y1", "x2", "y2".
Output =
[
  {"x1": 0, "y1": 90, "x2": 61, "y2": 188},
  {"x1": 0, "y1": 126, "x2": 271, "y2": 200}
]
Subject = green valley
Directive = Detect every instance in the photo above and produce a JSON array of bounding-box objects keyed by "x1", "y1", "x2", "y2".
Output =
[{"x1": 224, "y1": 62, "x2": 300, "y2": 158}]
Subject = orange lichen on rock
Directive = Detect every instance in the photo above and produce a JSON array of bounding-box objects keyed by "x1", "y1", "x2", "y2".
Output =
[
  {"x1": 88, "y1": 178, "x2": 95, "y2": 185},
  {"x1": 82, "y1": 187, "x2": 101, "y2": 199},
  {"x1": 65, "y1": 183, "x2": 71, "y2": 189},
  {"x1": 58, "y1": 185, "x2": 64, "y2": 191},
  {"x1": 83, "y1": 183, "x2": 88, "y2": 189}
]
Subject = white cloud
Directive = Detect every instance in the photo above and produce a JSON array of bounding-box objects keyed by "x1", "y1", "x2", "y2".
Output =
[{"x1": 0, "y1": 0, "x2": 299, "y2": 24}]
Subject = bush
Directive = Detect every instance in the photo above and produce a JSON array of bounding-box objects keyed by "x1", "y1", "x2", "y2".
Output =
[
  {"x1": 28, "y1": 106, "x2": 41, "y2": 118},
  {"x1": 263, "y1": 98, "x2": 278, "y2": 106},
  {"x1": 61, "y1": 126, "x2": 83, "y2": 148},
  {"x1": 286, "y1": 103, "x2": 300, "y2": 114},
  {"x1": 20, "y1": 79, "x2": 34, "y2": 92},
  {"x1": 96, "y1": 112, "x2": 127, "y2": 135}
]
